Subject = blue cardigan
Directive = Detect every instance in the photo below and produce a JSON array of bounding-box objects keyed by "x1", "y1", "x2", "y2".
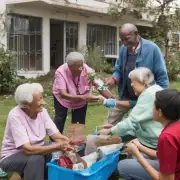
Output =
[{"x1": 112, "y1": 38, "x2": 169, "y2": 98}]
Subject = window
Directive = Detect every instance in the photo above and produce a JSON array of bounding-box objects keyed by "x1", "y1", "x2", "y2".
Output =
[
  {"x1": 66, "y1": 22, "x2": 78, "y2": 55},
  {"x1": 87, "y1": 24, "x2": 117, "y2": 55},
  {"x1": 7, "y1": 14, "x2": 42, "y2": 71},
  {"x1": 172, "y1": 33, "x2": 180, "y2": 50}
]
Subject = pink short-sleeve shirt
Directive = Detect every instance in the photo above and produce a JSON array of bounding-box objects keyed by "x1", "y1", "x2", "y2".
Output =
[
  {"x1": 53, "y1": 63, "x2": 94, "y2": 109},
  {"x1": 0, "y1": 107, "x2": 59, "y2": 161}
]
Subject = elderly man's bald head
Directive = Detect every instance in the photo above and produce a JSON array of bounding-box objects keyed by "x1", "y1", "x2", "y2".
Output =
[{"x1": 120, "y1": 23, "x2": 138, "y2": 33}]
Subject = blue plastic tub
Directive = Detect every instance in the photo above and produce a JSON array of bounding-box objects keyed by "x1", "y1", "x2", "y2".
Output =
[{"x1": 47, "y1": 151, "x2": 120, "y2": 180}]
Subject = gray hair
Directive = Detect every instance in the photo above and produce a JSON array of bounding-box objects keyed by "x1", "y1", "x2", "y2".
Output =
[
  {"x1": 128, "y1": 67, "x2": 155, "y2": 87},
  {"x1": 66, "y1": 52, "x2": 85, "y2": 65},
  {"x1": 120, "y1": 23, "x2": 138, "y2": 33},
  {"x1": 14, "y1": 83, "x2": 44, "y2": 108}
]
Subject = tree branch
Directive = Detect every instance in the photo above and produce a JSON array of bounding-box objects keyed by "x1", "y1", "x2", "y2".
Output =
[{"x1": 155, "y1": 0, "x2": 162, "y2": 5}]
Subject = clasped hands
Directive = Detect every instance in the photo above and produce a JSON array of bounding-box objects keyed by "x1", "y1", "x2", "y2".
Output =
[
  {"x1": 54, "y1": 135, "x2": 84, "y2": 153},
  {"x1": 82, "y1": 95, "x2": 117, "y2": 108},
  {"x1": 123, "y1": 139, "x2": 142, "y2": 158}
]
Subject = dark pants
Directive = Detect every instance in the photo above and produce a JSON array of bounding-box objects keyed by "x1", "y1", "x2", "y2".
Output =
[
  {"x1": 53, "y1": 95, "x2": 87, "y2": 133},
  {"x1": 0, "y1": 151, "x2": 52, "y2": 180}
]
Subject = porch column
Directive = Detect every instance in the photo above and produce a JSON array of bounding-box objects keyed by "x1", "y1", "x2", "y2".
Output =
[
  {"x1": 78, "y1": 20, "x2": 87, "y2": 52},
  {"x1": 116, "y1": 26, "x2": 119, "y2": 56},
  {"x1": 42, "y1": 16, "x2": 50, "y2": 74}
]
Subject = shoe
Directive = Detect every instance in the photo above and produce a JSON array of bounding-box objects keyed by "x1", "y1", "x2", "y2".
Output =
[{"x1": 0, "y1": 168, "x2": 8, "y2": 177}]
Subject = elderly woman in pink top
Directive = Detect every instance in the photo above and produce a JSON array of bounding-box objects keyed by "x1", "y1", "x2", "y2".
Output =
[
  {"x1": 53, "y1": 52, "x2": 100, "y2": 133},
  {"x1": 0, "y1": 83, "x2": 74, "y2": 180}
]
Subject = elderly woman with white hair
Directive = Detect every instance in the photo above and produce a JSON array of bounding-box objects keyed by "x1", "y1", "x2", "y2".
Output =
[
  {"x1": 0, "y1": 83, "x2": 74, "y2": 180},
  {"x1": 53, "y1": 51, "x2": 101, "y2": 133},
  {"x1": 99, "y1": 67, "x2": 163, "y2": 158}
]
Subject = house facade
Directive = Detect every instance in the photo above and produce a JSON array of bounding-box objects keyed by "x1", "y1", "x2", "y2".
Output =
[{"x1": 0, "y1": 0, "x2": 152, "y2": 78}]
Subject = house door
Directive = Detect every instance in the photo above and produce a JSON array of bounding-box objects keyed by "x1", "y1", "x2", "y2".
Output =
[
  {"x1": 50, "y1": 20, "x2": 79, "y2": 69},
  {"x1": 50, "y1": 19, "x2": 64, "y2": 69}
]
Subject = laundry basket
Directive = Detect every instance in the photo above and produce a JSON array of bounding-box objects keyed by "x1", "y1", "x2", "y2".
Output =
[{"x1": 47, "y1": 151, "x2": 120, "y2": 180}]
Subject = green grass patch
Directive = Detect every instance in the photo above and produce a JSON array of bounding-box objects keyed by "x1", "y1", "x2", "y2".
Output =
[{"x1": 0, "y1": 79, "x2": 180, "y2": 180}]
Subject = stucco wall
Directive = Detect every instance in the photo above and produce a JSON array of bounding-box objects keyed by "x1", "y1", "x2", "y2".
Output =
[{"x1": 2, "y1": 1, "x2": 152, "y2": 78}]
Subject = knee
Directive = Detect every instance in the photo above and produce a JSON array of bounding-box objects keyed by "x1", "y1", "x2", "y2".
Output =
[
  {"x1": 27, "y1": 155, "x2": 45, "y2": 166},
  {"x1": 117, "y1": 160, "x2": 129, "y2": 178}
]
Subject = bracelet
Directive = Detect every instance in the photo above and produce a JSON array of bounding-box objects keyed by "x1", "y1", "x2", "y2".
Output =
[{"x1": 98, "y1": 84, "x2": 109, "y2": 91}]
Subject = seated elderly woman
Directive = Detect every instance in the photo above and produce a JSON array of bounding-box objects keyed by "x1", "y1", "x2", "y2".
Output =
[
  {"x1": 0, "y1": 83, "x2": 74, "y2": 180},
  {"x1": 119, "y1": 88, "x2": 180, "y2": 180},
  {"x1": 98, "y1": 67, "x2": 163, "y2": 154},
  {"x1": 53, "y1": 51, "x2": 101, "y2": 133}
]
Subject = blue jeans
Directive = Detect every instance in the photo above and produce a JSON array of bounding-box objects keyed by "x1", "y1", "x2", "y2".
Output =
[{"x1": 117, "y1": 158, "x2": 159, "y2": 180}]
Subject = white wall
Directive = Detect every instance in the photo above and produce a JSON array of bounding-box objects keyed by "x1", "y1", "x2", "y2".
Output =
[
  {"x1": 67, "y1": 0, "x2": 111, "y2": 10},
  {"x1": 4, "y1": 2, "x2": 151, "y2": 78},
  {"x1": 0, "y1": 0, "x2": 7, "y2": 47},
  {"x1": 7, "y1": 0, "x2": 113, "y2": 13},
  {"x1": 5, "y1": 3, "x2": 121, "y2": 77}
]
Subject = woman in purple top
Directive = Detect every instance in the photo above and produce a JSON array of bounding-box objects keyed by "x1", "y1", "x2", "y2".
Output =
[
  {"x1": 53, "y1": 52, "x2": 101, "y2": 133},
  {"x1": 0, "y1": 83, "x2": 74, "y2": 180}
]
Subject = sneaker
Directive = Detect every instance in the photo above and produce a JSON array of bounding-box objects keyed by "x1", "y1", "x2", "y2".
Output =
[{"x1": 0, "y1": 168, "x2": 8, "y2": 177}]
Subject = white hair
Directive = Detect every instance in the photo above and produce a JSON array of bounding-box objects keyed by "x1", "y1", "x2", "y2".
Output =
[
  {"x1": 120, "y1": 23, "x2": 138, "y2": 33},
  {"x1": 128, "y1": 67, "x2": 155, "y2": 87},
  {"x1": 66, "y1": 52, "x2": 85, "y2": 65},
  {"x1": 14, "y1": 83, "x2": 44, "y2": 108}
]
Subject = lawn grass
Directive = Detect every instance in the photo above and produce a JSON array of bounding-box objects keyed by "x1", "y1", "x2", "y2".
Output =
[{"x1": 1, "y1": 77, "x2": 180, "y2": 180}]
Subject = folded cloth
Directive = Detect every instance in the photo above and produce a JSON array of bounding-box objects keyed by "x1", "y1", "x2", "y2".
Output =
[
  {"x1": 66, "y1": 152, "x2": 88, "y2": 169},
  {"x1": 85, "y1": 135, "x2": 110, "y2": 155},
  {"x1": 81, "y1": 152, "x2": 99, "y2": 167},
  {"x1": 57, "y1": 156, "x2": 73, "y2": 169},
  {"x1": 97, "y1": 144, "x2": 123, "y2": 158},
  {"x1": 72, "y1": 163, "x2": 85, "y2": 170}
]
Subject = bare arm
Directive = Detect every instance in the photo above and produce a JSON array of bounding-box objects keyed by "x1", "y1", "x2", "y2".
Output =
[
  {"x1": 137, "y1": 153, "x2": 159, "y2": 180},
  {"x1": 116, "y1": 101, "x2": 131, "y2": 108},
  {"x1": 60, "y1": 89, "x2": 84, "y2": 101},
  {"x1": 60, "y1": 89, "x2": 100, "y2": 102},
  {"x1": 51, "y1": 132, "x2": 69, "y2": 143},
  {"x1": 22, "y1": 143, "x2": 61, "y2": 155},
  {"x1": 127, "y1": 139, "x2": 175, "y2": 180},
  {"x1": 137, "y1": 154, "x2": 174, "y2": 180},
  {"x1": 132, "y1": 139, "x2": 157, "y2": 159},
  {"x1": 126, "y1": 142, "x2": 158, "y2": 180},
  {"x1": 138, "y1": 144, "x2": 157, "y2": 159}
]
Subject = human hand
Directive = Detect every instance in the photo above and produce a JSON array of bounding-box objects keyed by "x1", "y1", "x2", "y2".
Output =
[
  {"x1": 81, "y1": 95, "x2": 105, "y2": 102},
  {"x1": 56, "y1": 141, "x2": 75, "y2": 152},
  {"x1": 104, "y1": 77, "x2": 116, "y2": 89},
  {"x1": 80, "y1": 95, "x2": 98, "y2": 102},
  {"x1": 97, "y1": 95, "x2": 106, "y2": 103},
  {"x1": 103, "y1": 98, "x2": 117, "y2": 108},
  {"x1": 99, "y1": 123, "x2": 113, "y2": 129},
  {"x1": 131, "y1": 139, "x2": 141, "y2": 149},
  {"x1": 98, "y1": 128, "x2": 111, "y2": 135},
  {"x1": 125, "y1": 142, "x2": 141, "y2": 157}
]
